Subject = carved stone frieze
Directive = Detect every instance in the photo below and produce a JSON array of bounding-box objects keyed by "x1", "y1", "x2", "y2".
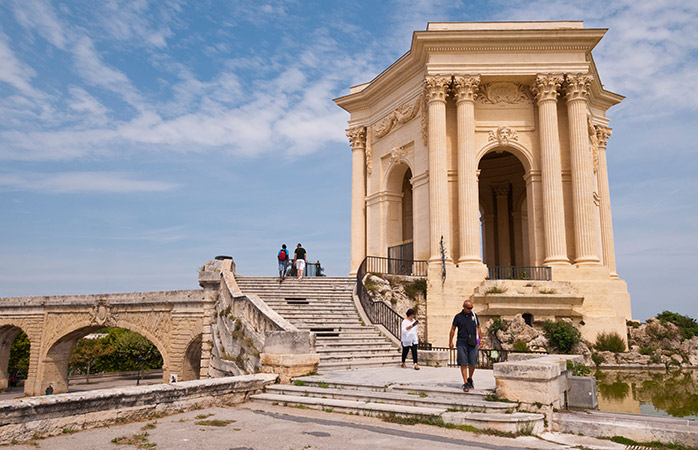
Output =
[
  {"x1": 365, "y1": 128, "x2": 373, "y2": 175},
  {"x1": 421, "y1": 96, "x2": 428, "y2": 145},
  {"x1": 488, "y1": 126, "x2": 519, "y2": 146},
  {"x1": 531, "y1": 74, "x2": 564, "y2": 102},
  {"x1": 424, "y1": 75, "x2": 451, "y2": 102},
  {"x1": 478, "y1": 82, "x2": 532, "y2": 104},
  {"x1": 564, "y1": 73, "x2": 594, "y2": 102},
  {"x1": 372, "y1": 96, "x2": 422, "y2": 139},
  {"x1": 91, "y1": 298, "x2": 114, "y2": 327},
  {"x1": 452, "y1": 75, "x2": 480, "y2": 103}
]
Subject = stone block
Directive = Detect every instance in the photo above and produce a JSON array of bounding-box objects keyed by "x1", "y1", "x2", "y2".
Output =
[
  {"x1": 260, "y1": 353, "x2": 320, "y2": 384},
  {"x1": 419, "y1": 350, "x2": 449, "y2": 366},
  {"x1": 263, "y1": 330, "x2": 314, "y2": 354},
  {"x1": 567, "y1": 375, "x2": 598, "y2": 409}
]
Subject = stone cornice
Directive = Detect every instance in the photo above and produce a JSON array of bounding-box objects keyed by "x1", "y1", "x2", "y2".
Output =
[
  {"x1": 531, "y1": 74, "x2": 564, "y2": 102},
  {"x1": 452, "y1": 75, "x2": 481, "y2": 103},
  {"x1": 564, "y1": 73, "x2": 594, "y2": 102}
]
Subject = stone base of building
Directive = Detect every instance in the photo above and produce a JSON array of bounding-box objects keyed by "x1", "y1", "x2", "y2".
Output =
[
  {"x1": 260, "y1": 353, "x2": 320, "y2": 384},
  {"x1": 424, "y1": 263, "x2": 631, "y2": 346}
]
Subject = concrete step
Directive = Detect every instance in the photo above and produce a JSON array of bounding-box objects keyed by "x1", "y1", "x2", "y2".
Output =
[
  {"x1": 317, "y1": 342, "x2": 395, "y2": 349},
  {"x1": 264, "y1": 385, "x2": 513, "y2": 413},
  {"x1": 318, "y1": 358, "x2": 403, "y2": 370},
  {"x1": 250, "y1": 393, "x2": 446, "y2": 417},
  {"x1": 318, "y1": 351, "x2": 400, "y2": 362}
]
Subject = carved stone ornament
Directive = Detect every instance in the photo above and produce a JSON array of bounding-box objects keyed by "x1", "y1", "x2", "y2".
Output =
[
  {"x1": 388, "y1": 144, "x2": 411, "y2": 165},
  {"x1": 372, "y1": 96, "x2": 422, "y2": 139},
  {"x1": 488, "y1": 126, "x2": 519, "y2": 146},
  {"x1": 421, "y1": 96, "x2": 429, "y2": 145},
  {"x1": 91, "y1": 299, "x2": 114, "y2": 326},
  {"x1": 452, "y1": 75, "x2": 481, "y2": 103},
  {"x1": 346, "y1": 126, "x2": 366, "y2": 149},
  {"x1": 478, "y1": 82, "x2": 532, "y2": 104},
  {"x1": 365, "y1": 128, "x2": 373, "y2": 175},
  {"x1": 564, "y1": 73, "x2": 594, "y2": 102},
  {"x1": 531, "y1": 74, "x2": 564, "y2": 102},
  {"x1": 594, "y1": 125, "x2": 612, "y2": 150},
  {"x1": 424, "y1": 75, "x2": 451, "y2": 102}
]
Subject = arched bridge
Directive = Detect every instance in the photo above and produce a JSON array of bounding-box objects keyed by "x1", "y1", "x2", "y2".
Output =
[{"x1": 0, "y1": 290, "x2": 209, "y2": 396}]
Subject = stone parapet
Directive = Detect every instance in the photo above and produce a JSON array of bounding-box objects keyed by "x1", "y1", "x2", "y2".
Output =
[{"x1": 0, "y1": 374, "x2": 276, "y2": 445}]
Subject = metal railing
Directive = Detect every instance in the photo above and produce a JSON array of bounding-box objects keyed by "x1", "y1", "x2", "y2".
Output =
[
  {"x1": 365, "y1": 256, "x2": 428, "y2": 277},
  {"x1": 417, "y1": 345, "x2": 547, "y2": 368},
  {"x1": 488, "y1": 266, "x2": 551, "y2": 281},
  {"x1": 388, "y1": 241, "x2": 413, "y2": 262},
  {"x1": 356, "y1": 257, "x2": 404, "y2": 340}
]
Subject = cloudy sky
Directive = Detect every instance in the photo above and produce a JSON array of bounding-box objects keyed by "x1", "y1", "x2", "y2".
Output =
[{"x1": 1, "y1": 0, "x2": 696, "y2": 321}]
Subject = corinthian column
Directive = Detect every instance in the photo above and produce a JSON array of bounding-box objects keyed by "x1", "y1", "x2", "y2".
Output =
[
  {"x1": 347, "y1": 126, "x2": 367, "y2": 275},
  {"x1": 424, "y1": 75, "x2": 452, "y2": 262},
  {"x1": 531, "y1": 74, "x2": 569, "y2": 265},
  {"x1": 493, "y1": 182, "x2": 511, "y2": 266},
  {"x1": 453, "y1": 75, "x2": 482, "y2": 264},
  {"x1": 595, "y1": 125, "x2": 617, "y2": 277},
  {"x1": 564, "y1": 74, "x2": 600, "y2": 264}
]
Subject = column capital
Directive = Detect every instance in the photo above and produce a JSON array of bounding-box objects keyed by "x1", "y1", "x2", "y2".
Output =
[
  {"x1": 594, "y1": 125, "x2": 612, "y2": 150},
  {"x1": 346, "y1": 126, "x2": 366, "y2": 150},
  {"x1": 564, "y1": 73, "x2": 594, "y2": 102},
  {"x1": 452, "y1": 75, "x2": 480, "y2": 103},
  {"x1": 492, "y1": 182, "x2": 510, "y2": 197},
  {"x1": 424, "y1": 75, "x2": 451, "y2": 103},
  {"x1": 531, "y1": 74, "x2": 564, "y2": 103}
]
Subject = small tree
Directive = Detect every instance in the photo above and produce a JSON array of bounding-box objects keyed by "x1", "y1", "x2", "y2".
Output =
[
  {"x1": 70, "y1": 338, "x2": 112, "y2": 383},
  {"x1": 8, "y1": 331, "x2": 30, "y2": 380},
  {"x1": 594, "y1": 331, "x2": 626, "y2": 353}
]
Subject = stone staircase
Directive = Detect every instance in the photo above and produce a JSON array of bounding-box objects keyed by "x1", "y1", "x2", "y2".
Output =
[
  {"x1": 234, "y1": 276, "x2": 402, "y2": 370},
  {"x1": 250, "y1": 376, "x2": 544, "y2": 434}
]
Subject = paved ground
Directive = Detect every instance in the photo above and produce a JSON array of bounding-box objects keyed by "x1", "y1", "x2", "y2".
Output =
[
  {"x1": 4, "y1": 402, "x2": 625, "y2": 450},
  {"x1": 3, "y1": 366, "x2": 627, "y2": 449},
  {"x1": 0, "y1": 373, "x2": 163, "y2": 400}
]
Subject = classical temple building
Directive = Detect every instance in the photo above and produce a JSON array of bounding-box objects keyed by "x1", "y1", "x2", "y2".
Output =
[{"x1": 335, "y1": 22, "x2": 632, "y2": 345}]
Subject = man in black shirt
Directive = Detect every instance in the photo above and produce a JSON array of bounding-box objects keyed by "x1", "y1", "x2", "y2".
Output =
[
  {"x1": 449, "y1": 299, "x2": 482, "y2": 392},
  {"x1": 293, "y1": 243, "x2": 307, "y2": 279}
]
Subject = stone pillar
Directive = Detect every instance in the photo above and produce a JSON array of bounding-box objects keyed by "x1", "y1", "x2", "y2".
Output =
[
  {"x1": 595, "y1": 125, "x2": 618, "y2": 277},
  {"x1": 425, "y1": 75, "x2": 452, "y2": 262},
  {"x1": 512, "y1": 211, "x2": 524, "y2": 266},
  {"x1": 493, "y1": 182, "x2": 511, "y2": 266},
  {"x1": 453, "y1": 75, "x2": 482, "y2": 264},
  {"x1": 531, "y1": 74, "x2": 569, "y2": 265},
  {"x1": 347, "y1": 127, "x2": 367, "y2": 275},
  {"x1": 484, "y1": 213, "x2": 496, "y2": 266},
  {"x1": 565, "y1": 74, "x2": 601, "y2": 265}
]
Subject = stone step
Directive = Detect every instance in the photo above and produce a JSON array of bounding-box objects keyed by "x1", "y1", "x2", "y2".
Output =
[
  {"x1": 317, "y1": 351, "x2": 400, "y2": 361},
  {"x1": 318, "y1": 358, "x2": 403, "y2": 370},
  {"x1": 250, "y1": 393, "x2": 446, "y2": 417},
  {"x1": 317, "y1": 342, "x2": 395, "y2": 349},
  {"x1": 264, "y1": 385, "x2": 513, "y2": 413}
]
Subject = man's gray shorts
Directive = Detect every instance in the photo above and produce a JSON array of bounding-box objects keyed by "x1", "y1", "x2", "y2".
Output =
[{"x1": 457, "y1": 345, "x2": 479, "y2": 367}]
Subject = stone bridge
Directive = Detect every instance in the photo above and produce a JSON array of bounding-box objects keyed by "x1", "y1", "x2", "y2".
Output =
[{"x1": 0, "y1": 289, "x2": 212, "y2": 396}]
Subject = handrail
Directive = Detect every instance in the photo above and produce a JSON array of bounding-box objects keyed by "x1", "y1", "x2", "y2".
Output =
[
  {"x1": 356, "y1": 257, "x2": 405, "y2": 341},
  {"x1": 488, "y1": 266, "x2": 552, "y2": 281},
  {"x1": 364, "y1": 255, "x2": 428, "y2": 277}
]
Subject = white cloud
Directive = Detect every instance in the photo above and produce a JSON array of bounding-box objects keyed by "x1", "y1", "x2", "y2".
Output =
[
  {"x1": 10, "y1": 0, "x2": 69, "y2": 49},
  {"x1": 0, "y1": 171, "x2": 178, "y2": 193},
  {"x1": 0, "y1": 31, "x2": 38, "y2": 95}
]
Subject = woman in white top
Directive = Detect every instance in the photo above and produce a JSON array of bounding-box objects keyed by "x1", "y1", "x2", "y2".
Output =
[{"x1": 401, "y1": 309, "x2": 419, "y2": 370}]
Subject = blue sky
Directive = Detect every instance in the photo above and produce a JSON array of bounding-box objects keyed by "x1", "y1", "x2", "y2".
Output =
[{"x1": 1, "y1": 0, "x2": 696, "y2": 322}]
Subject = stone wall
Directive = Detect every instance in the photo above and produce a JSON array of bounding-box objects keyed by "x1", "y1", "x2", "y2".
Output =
[{"x1": 0, "y1": 374, "x2": 276, "y2": 445}]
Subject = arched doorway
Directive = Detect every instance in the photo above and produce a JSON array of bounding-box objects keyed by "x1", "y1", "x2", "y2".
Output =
[
  {"x1": 0, "y1": 326, "x2": 30, "y2": 392},
  {"x1": 385, "y1": 163, "x2": 414, "y2": 263},
  {"x1": 478, "y1": 150, "x2": 530, "y2": 267}
]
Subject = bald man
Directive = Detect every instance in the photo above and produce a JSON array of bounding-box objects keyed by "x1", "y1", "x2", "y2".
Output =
[{"x1": 449, "y1": 300, "x2": 482, "y2": 392}]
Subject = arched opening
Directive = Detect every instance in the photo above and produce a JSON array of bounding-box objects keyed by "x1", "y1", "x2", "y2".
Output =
[
  {"x1": 385, "y1": 163, "x2": 414, "y2": 264},
  {"x1": 523, "y1": 313, "x2": 534, "y2": 327},
  {"x1": 181, "y1": 334, "x2": 202, "y2": 381},
  {"x1": 44, "y1": 327, "x2": 164, "y2": 394},
  {"x1": 478, "y1": 150, "x2": 529, "y2": 267},
  {"x1": 0, "y1": 326, "x2": 30, "y2": 393}
]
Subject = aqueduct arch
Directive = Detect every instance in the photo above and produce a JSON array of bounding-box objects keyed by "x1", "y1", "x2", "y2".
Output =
[{"x1": 0, "y1": 290, "x2": 206, "y2": 395}]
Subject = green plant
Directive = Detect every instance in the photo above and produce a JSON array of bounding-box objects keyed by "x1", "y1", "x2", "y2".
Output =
[
  {"x1": 626, "y1": 320, "x2": 641, "y2": 328},
  {"x1": 488, "y1": 317, "x2": 507, "y2": 334},
  {"x1": 485, "y1": 286, "x2": 507, "y2": 294},
  {"x1": 591, "y1": 353, "x2": 603, "y2": 366},
  {"x1": 512, "y1": 340, "x2": 530, "y2": 352},
  {"x1": 657, "y1": 311, "x2": 698, "y2": 340},
  {"x1": 363, "y1": 280, "x2": 379, "y2": 292},
  {"x1": 542, "y1": 320, "x2": 580, "y2": 354},
  {"x1": 195, "y1": 414, "x2": 213, "y2": 419},
  {"x1": 538, "y1": 288, "x2": 557, "y2": 294},
  {"x1": 293, "y1": 380, "x2": 306, "y2": 386},
  {"x1": 317, "y1": 382, "x2": 329, "y2": 389},
  {"x1": 403, "y1": 278, "x2": 427, "y2": 299},
  {"x1": 195, "y1": 419, "x2": 235, "y2": 427},
  {"x1": 594, "y1": 331, "x2": 626, "y2": 353},
  {"x1": 566, "y1": 359, "x2": 591, "y2": 376}
]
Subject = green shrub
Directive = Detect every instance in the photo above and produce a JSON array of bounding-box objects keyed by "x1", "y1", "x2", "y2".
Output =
[
  {"x1": 657, "y1": 310, "x2": 698, "y2": 340},
  {"x1": 364, "y1": 280, "x2": 379, "y2": 292},
  {"x1": 488, "y1": 317, "x2": 507, "y2": 334},
  {"x1": 566, "y1": 359, "x2": 591, "y2": 376},
  {"x1": 542, "y1": 320, "x2": 580, "y2": 354},
  {"x1": 626, "y1": 320, "x2": 641, "y2": 328},
  {"x1": 512, "y1": 340, "x2": 530, "y2": 352},
  {"x1": 638, "y1": 346, "x2": 655, "y2": 356},
  {"x1": 591, "y1": 353, "x2": 603, "y2": 366},
  {"x1": 594, "y1": 331, "x2": 626, "y2": 353},
  {"x1": 485, "y1": 286, "x2": 507, "y2": 294},
  {"x1": 403, "y1": 278, "x2": 427, "y2": 300}
]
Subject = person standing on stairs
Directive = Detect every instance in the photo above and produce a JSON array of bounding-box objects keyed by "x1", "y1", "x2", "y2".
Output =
[
  {"x1": 278, "y1": 244, "x2": 290, "y2": 280},
  {"x1": 449, "y1": 299, "x2": 481, "y2": 392},
  {"x1": 293, "y1": 243, "x2": 306, "y2": 279},
  {"x1": 401, "y1": 309, "x2": 420, "y2": 370}
]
